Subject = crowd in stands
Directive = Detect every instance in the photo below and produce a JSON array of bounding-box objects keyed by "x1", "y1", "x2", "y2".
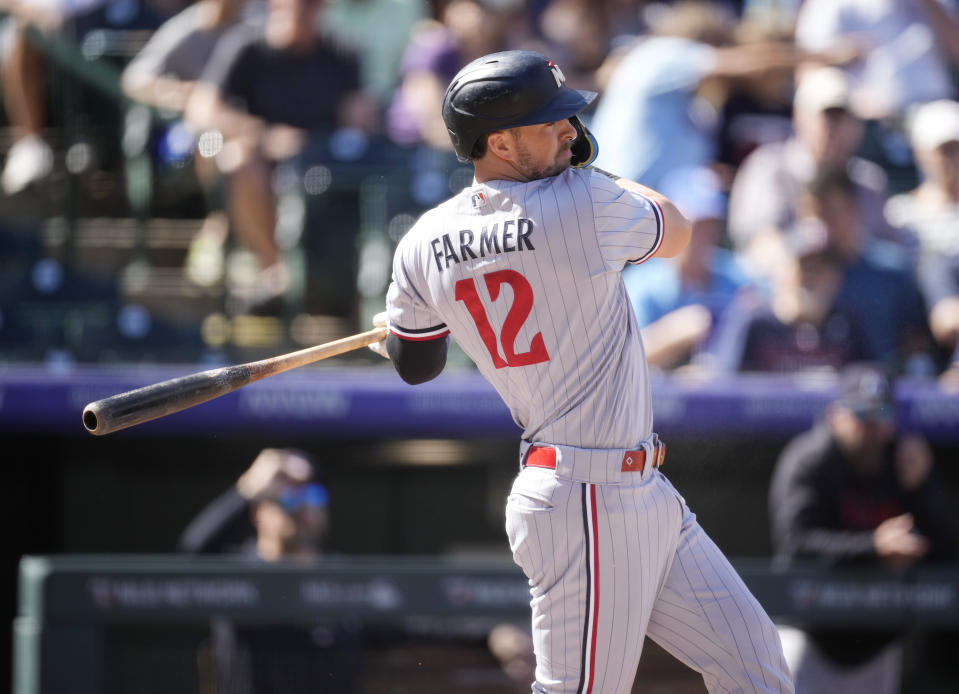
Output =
[{"x1": 2, "y1": 0, "x2": 959, "y2": 383}]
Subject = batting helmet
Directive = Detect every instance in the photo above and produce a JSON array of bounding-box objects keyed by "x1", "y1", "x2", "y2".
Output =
[{"x1": 442, "y1": 50, "x2": 597, "y2": 163}]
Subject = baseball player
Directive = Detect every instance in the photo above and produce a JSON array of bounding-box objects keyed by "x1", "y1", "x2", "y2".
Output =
[{"x1": 369, "y1": 50, "x2": 793, "y2": 694}]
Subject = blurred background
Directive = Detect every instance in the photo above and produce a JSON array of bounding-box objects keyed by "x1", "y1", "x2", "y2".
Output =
[{"x1": 4, "y1": 0, "x2": 959, "y2": 692}]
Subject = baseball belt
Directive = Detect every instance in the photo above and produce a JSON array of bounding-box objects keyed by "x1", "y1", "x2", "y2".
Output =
[{"x1": 524, "y1": 436, "x2": 666, "y2": 473}]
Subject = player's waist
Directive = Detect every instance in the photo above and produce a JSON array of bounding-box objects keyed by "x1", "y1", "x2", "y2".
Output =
[{"x1": 518, "y1": 434, "x2": 665, "y2": 484}]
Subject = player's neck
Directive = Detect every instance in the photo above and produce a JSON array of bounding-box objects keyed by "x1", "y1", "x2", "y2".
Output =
[
  {"x1": 473, "y1": 155, "x2": 538, "y2": 184},
  {"x1": 474, "y1": 165, "x2": 525, "y2": 184}
]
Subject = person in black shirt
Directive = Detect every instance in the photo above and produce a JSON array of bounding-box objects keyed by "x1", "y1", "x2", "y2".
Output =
[
  {"x1": 768, "y1": 362, "x2": 959, "y2": 694},
  {"x1": 184, "y1": 0, "x2": 378, "y2": 315},
  {"x1": 179, "y1": 447, "x2": 364, "y2": 694}
]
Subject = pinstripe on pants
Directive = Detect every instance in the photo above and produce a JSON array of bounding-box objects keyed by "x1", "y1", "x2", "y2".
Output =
[{"x1": 506, "y1": 462, "x2": 794, "y2": 694}]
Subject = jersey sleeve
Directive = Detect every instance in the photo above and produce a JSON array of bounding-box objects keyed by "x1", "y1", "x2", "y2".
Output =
[
  {"x1": 588, "y1": 170, "x2": 664, "y2": 268},
  {"x1": 385, "y1": 227, "x2": 450, "y2": 341}
]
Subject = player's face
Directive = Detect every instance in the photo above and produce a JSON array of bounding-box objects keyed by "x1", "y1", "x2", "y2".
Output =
[{"x1": 509, "y1": 120, "x2": 577, "y2": 180}]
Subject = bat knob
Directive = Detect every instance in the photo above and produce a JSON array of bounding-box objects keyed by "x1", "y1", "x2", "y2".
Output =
[{"x1": 82, "y1": 406, "x2": 101, "y2": 434}]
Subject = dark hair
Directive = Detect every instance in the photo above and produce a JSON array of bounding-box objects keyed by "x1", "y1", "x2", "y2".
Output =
[
  {"x1": 469, "y1": 133, "x2": 489, "y2": 160},
  {"x1": 469, "y1": 127, "x2": 525, "y2": 161}
]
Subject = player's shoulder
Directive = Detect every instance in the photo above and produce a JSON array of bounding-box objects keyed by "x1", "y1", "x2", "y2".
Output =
[
  {"x1": 396, "y1": 206, "x2": 444, "y2": 249},
  {"x1": 577, "y1": 167, "x2": 656, "y2": 210},
  {"x1": 393, "y1": 195, "x2": 471, "y2": 257},
  {"x1": 544, "y1": 166, "x2": 621, "y2": 200}
]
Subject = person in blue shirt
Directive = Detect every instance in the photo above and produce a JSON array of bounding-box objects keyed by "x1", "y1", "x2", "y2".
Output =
[
  {"x1": 624, "y1": 165, "x2": 754, "y2": 370},
  {"x1": 589, "y1": 0, "x2": 811, "y2": 191},
  {"x1": 700, "y1": 219, "x2": 874, "y2": 374},
  {"x1": 702, "y1": 165, "x2": 934, "y2": 376}
]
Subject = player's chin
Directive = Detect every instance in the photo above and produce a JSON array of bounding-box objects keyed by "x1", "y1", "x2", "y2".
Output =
[{"x1": 547, "y1": 153, "x2": 572, "y2": 177}]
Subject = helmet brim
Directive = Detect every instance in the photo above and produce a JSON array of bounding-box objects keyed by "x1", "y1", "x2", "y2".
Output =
[{"x1": 507, "y1": 88, "x2": 597, "y2": 129}]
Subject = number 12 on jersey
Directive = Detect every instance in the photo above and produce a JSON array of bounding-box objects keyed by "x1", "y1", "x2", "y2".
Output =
[{"x1": 455, "y1": 269, "x2": 551, "y2": 368}]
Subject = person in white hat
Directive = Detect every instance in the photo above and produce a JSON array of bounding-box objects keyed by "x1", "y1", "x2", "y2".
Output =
[
  {"x1": 885, "y1": 99, "x2": 959, "y2": 382},
  {"x1": 885, "y1": 99, "x2": 959, "y2": 260},
  {"x1": 727, "y1": 66, "x2": 915, "y2": 281}
]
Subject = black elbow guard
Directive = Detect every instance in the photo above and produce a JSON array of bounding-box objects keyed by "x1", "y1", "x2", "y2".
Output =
[{"x1": 387, "y1": 334, "x2": 449, "y2": 385}]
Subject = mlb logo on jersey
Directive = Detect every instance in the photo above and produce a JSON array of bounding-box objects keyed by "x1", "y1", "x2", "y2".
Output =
[{"x1": 471, "y1": 191, "x2": 488, "y2": 209}]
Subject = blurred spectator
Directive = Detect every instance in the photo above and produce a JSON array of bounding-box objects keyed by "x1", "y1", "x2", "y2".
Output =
[
  {"x1": 739, "y1": 0, "x2": 802, "y2": 32},
  {"x1": 916, "y1": 248, "x2": 959, "y2": 382},
  {"x1": 700, "y1": 218, "x2": 874, "y2": 374},
  {"x1": 534, "y1": 0, "x2": 648, "y2": 64},
  {"x1": 324, "y1": 0, "x2": 429, "y2": 108},
  {"x1": 385, "y1": 0, "x2": 531, "y2": 151},
  {"x1": 120, "y1": 0, "x2": 267, "y2": 288},
  {"x1": 178, "y1": 446, "x2": 330, "y2": 557},
  {"x1": 588, "y1": 0, "x2": 811, "y2": 191},
  {"x1": 714, "y1": 15, "x2": 798, "y2": 177},
  {"x1": 179, "y1": 447, "x2": 363, "y2": 694},
  {"x1": 184, "y1": 0, "x2": 378, "y2": 315},
  {"x1": 0, "y1": 0, "x2": 186, "y2": 195},
  {"x1": 885, "y1": 99, "x2": 959, "y2": 380},
  {"x1": 798, "y1": 165, "x2": 935, "y2": 375},
  {"x1": 121, "y1": 0, "x2": 264, "y2": 116},
  {"x1": 624, "y1": 165, "x2": 754, "y2": 370},
  {"x1": 769, "y1": 362, "x2": 959, "y2": 694},
  {"x1": 728, "y1": 66, "x2": 915, "y2": 279},
  {"x1": 529, "y1": 0, "x2": 617, "y2": 92},
  {"x1": 885, "y1": 98, "x2": 959, "y2": 262},
  {"x1": 793, "y1": 0, "x2": 959, "y2": 123}
]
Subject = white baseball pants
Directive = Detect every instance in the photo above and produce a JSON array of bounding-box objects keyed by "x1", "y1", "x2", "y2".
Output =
[{"x1": 505, "y1": 443, "x2": 794, "y2": 694}]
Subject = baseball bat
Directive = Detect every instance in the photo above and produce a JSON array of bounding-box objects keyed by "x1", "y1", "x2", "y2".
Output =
[{"x1": 82, "y1": 326, "x2": 388, "y2": 436}]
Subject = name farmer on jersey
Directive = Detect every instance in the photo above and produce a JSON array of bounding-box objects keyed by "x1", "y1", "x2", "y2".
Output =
[{"x1": 431, "y1": 216, "x2": 535, "y2": 272}]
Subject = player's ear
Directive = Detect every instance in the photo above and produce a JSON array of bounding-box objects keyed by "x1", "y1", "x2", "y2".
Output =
[{"x1": 486, "y1": 130, "x2": 515, "y2": 162}]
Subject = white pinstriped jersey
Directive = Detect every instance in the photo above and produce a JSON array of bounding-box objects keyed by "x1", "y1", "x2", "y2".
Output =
[{"x1": 386, "y1": 166, "x2": 664, "y2": 448}]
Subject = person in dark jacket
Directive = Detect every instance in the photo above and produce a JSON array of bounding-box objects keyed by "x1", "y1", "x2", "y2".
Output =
[
  {"x1": 179, "y1": 447, "x2": 363, "y2": 694},
  {"x1": 178, "y1": 446, "x2": 329, "y2": 558},
  {"x1": 769, "y1": 362, "x2": 959, "y2": 694}
]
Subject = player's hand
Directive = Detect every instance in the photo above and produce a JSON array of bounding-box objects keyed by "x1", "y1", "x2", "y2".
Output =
[
  {"x1": 369, "y1": 311, "x2": 390, "y2": 360},
  {"x1": 873, "y1": 513, "x2": 929, "y2": 569}
]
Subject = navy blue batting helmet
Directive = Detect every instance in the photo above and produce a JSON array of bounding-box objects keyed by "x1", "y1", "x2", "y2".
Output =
[{"x1": 442, "y1": 50, "x2": 597, "y2": 163}]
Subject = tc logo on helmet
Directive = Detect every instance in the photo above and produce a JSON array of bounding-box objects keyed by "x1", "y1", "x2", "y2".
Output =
[{"x1": 547, "y1": 60, "x2": 566, "y2": 88}]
